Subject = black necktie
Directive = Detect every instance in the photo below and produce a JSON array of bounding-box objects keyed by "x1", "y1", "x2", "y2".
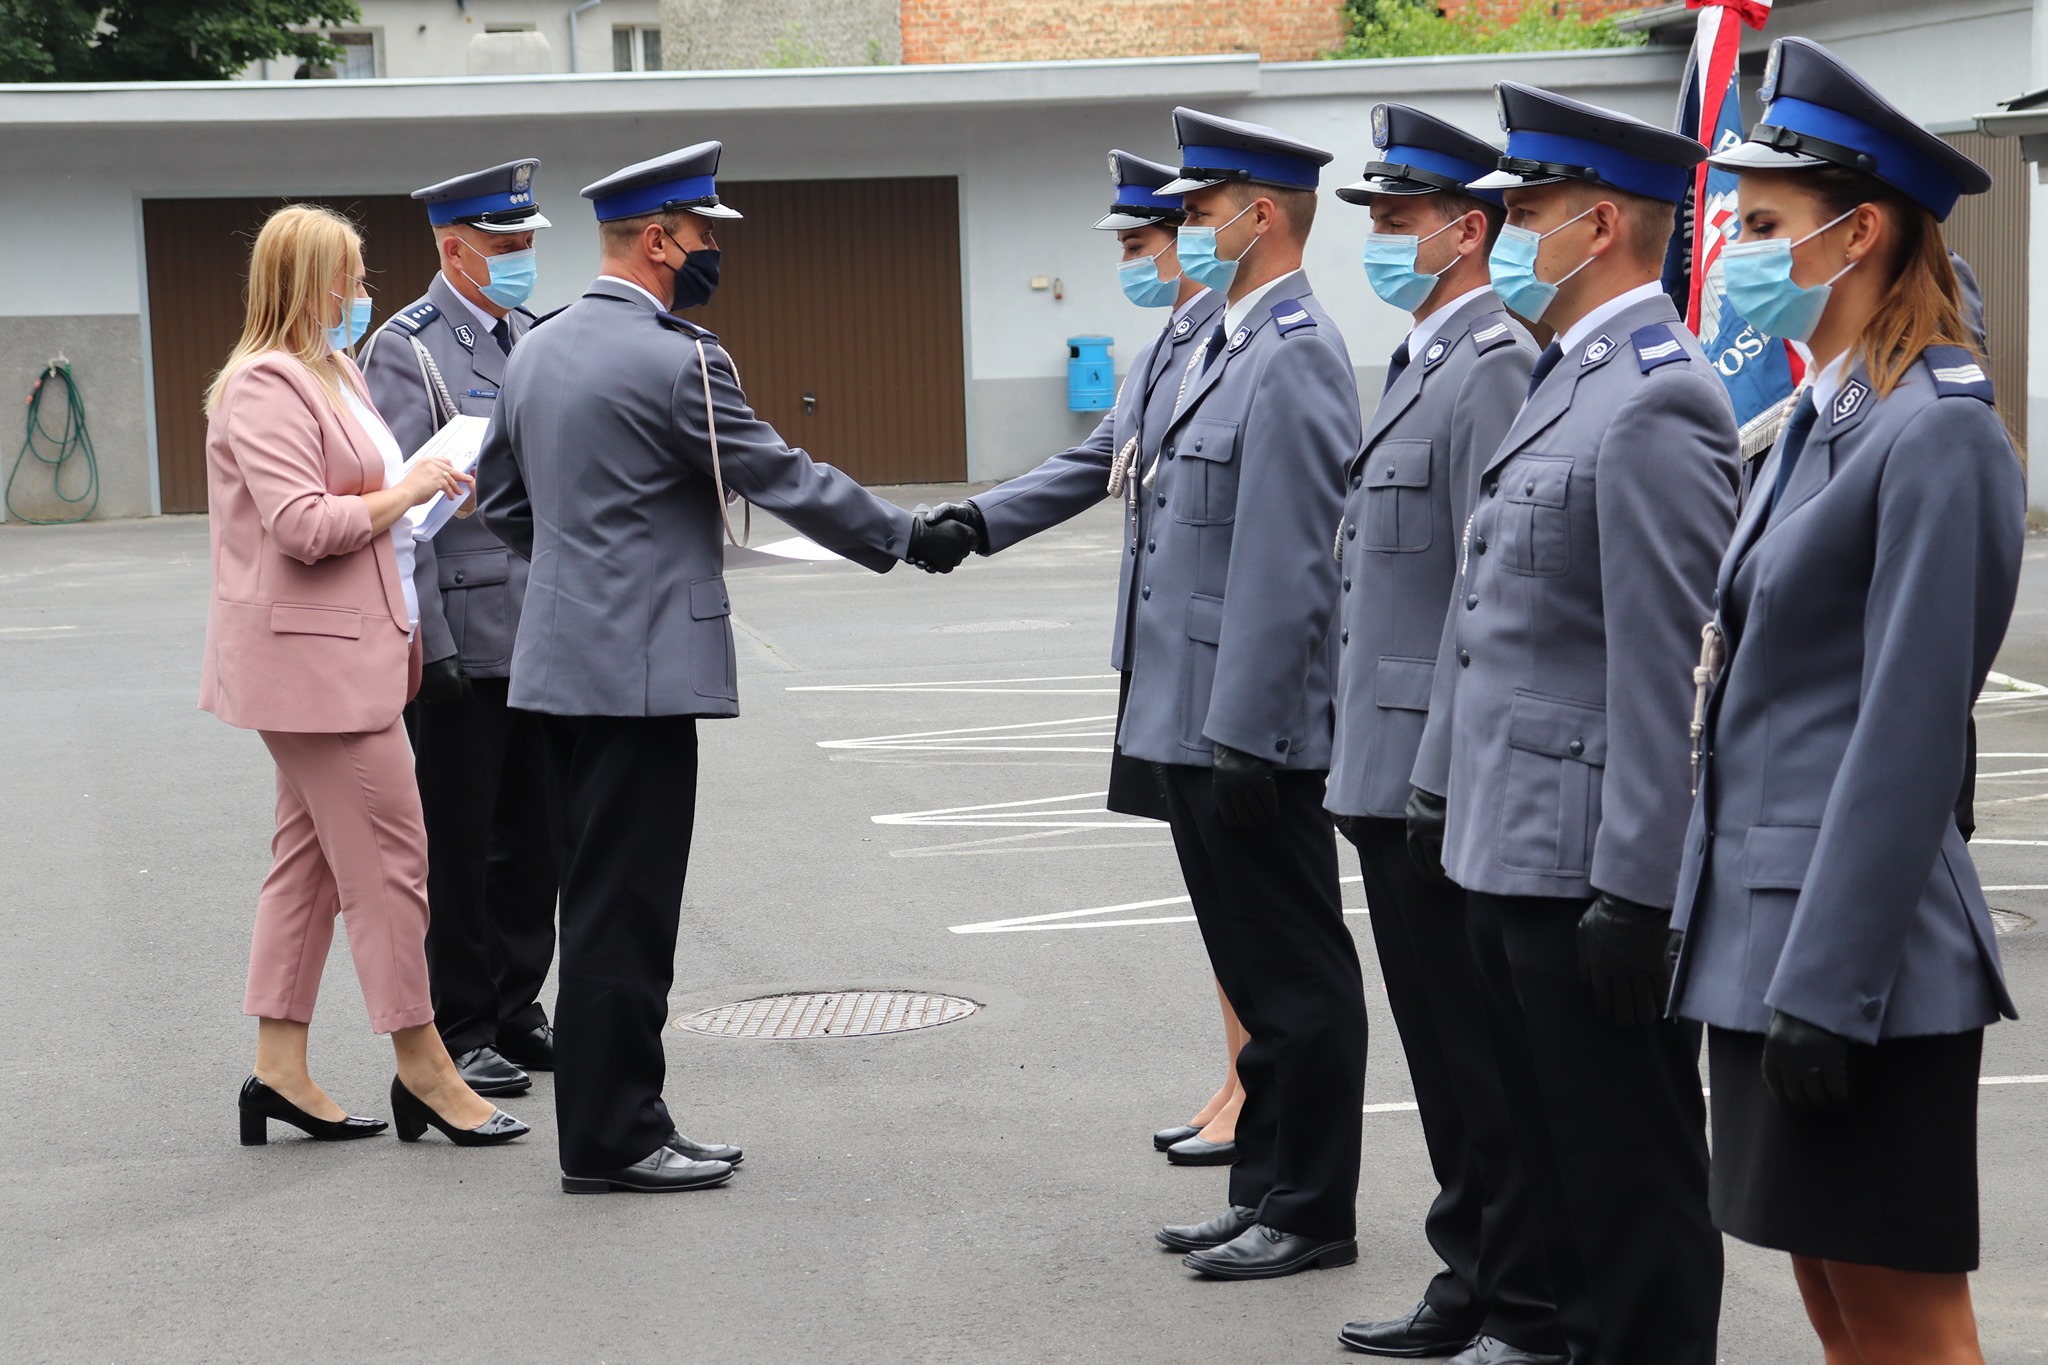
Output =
[
  {"x1": 1382, "y1": 340, "x2": 1412, "y2": 397},
  {"x1": 1526, "y1": 341, "x2": 1564, "y2": 399},
  {"x1": 1767, "y1": 390, "x2": 1820, "y2": 515},
  {"x1": 492, "y1": 318, "x2": 513, "y2": 354},
  {"x1": 1201, "y1": 321, "x2": 1228, "y2": 373}
]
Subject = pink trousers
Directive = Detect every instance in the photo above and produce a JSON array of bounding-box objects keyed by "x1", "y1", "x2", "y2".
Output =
[{"x1": 245, "y1": 721, "x2": 435, "y2": 1034}]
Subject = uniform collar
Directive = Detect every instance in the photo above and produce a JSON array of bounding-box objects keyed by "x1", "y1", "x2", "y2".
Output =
[
  {"x1": 1224, "y1": 274, "x2": 1288, "y2": 336},
  {"x1": 1807, "y1": 352, "x2": 1852, "y2": 417},
  {"x1": 1170, "y1": 287, "x2": 1216, "y2": 330},
  {"x1": 1557, "y1": 279, "x2": 1665, "y2": 358},
  {"x1": 1406, "y1": 284, "x2": 1492, "y2": 367},
  {"x1": 595, "y1": 272, "x2": 670, "y2": 312},
  {"x1": 438, "y1": 272, "x2": 504, "y2": 336}
]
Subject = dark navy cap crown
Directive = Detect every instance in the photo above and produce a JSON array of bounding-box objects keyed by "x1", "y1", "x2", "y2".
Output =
[
  {"x1": 1339, "y1": 104, "x2": 1505, "y2": 207},
  {"x1": 1158, "y1": 107, "x2": 1334, "y2": 196},
  {"x1": 1471, "y1": 82, "x2": 1706, "y2": 204},
  {"x1": 1097, "y1": 150, "x2": 1187, "y2": 230},
  {"x1": 412, "y1": 159, "x2": 549, "y2": 232},
  {"x1": 581, "y1": 141, "x2": 744, "y2": 222},
  {"x1": 1710, "y1": 37, "x2": 1990, "y2": 221}
]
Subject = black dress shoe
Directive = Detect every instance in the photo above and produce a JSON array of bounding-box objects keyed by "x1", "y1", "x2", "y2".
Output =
[
  {"x1": 496, "y1": 1022, "x2": 554, "y2": 1072},
  {"x1": 452, "y1": 1045, "x2": 531, "y2": 1097},
  {"x1": 1183, "y1": 1224, "x2": 1358, "y2": 1280},
  {"x1": 390, "y1": 1077, "x2": 529, "y2": 1147},
  {"x1": 1166, "y1": 1135, "x2": 1239, "y2": 1166},
  {"x1": 1339, "y1": 1300, "x2": 1480, "y2": 1358},
  {"x1": 665, "y1": 1130, "x2": 743, "y2": 1166},
  {"x1": 1444, "y1": 1336, "x2": 1569, "y2": 1365},
  {"x1": 562, "y1": 1146, "x2": 735, "y2": 1194},
  {"x1": 238, "y1": 1076, "x2": 387, "y2": 1145},
  {"x1": 1155, "y1": 1205, "x2": 1259, "y2": 1253},
  {"x1": 1153, "y1": 1124, "x2": 1201, "y2": 1151}
]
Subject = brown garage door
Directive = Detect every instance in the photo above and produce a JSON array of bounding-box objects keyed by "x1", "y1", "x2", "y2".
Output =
[
  {"x1": 689, "y1": 176, "x2": 967, "y2": 486},
  {"x1": 1942, "y1": 130, "x2": 2029, "y2": 451},
  {"x1": 143, "y1": 196, "x2": 440, "y2": 514}
]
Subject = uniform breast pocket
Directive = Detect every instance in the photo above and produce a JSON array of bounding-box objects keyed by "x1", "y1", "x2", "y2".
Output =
[
  {"x1": 689, "y1": 573, "x2": 736, "y2": 701},
  {"x1": 437, "y1": 547, "x2": 511, "y2": 658},
  {"x1": 1497, "y1": 456, "x2": 1573, "y2": 577},
  {"x1": 1169, "y1": 418, "x2": 1240, "y2": 527},
  {"x1": 1497, "y1": 690, "x2": 1606, "y2": 876},
  {"x1": 1360, "y1": 439, "x2": 1433, "y2": 553}
]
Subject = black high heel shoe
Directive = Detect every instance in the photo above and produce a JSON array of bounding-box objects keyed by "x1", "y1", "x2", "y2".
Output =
[
  {"x1": 239, "y1": 1075, "x2": 387, "y2": 1145},
  {"x1": 390, "y1": 1076, "x2": 529, "y2": 1147}
]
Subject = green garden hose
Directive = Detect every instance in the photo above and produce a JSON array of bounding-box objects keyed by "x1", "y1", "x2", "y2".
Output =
[{"x1": 7, "y1": 360, "x2": 99, "y2": 525}]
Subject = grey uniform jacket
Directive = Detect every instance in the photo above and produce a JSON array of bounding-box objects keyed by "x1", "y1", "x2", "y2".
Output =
[
  {"x1": 1117, "y1": 270, "x2": 1360, "y2": 770},
  {"x1": 1669, "y1": 348, "x2": 2023, "y2": 1043},
  {"x1": 1327, "y1": 293, "x2": 1535, "y2": 819},
  {"x1": 477, "y1": 277, "x2": 913, "y2": 718},
  {"x1": 975, "y1": 289, "x2": 1225, "y2": 670},
  {"x1": 1439, "y1": 292, "x2": 1737, "y2": 906},
  {"x1": 360, "y1": 273, "x2": 532, "y2": 674}
]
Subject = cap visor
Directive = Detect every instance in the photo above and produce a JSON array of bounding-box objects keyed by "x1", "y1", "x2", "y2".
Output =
[
  {"x1": 1335, "y1": 177, "x2": 1435, "y2": 205},
  {"x1": 689, "y1": 202, "x2": 745, "y2": 220},
  {"x1": 1706, "y1": 141, "x2": 1829, "y2": 173},
  {"x1": 1095, "y1": 210, "x2": 1172, "y2": 230},
  {"x1": 1468, "y1": 168, "x2": 1565, "y2": 192},
  {"x1": 1156, "y1": 175, "x2": 1225, "y2": 196},
  {"x1": 470, "y1": 211, "x2": 551, "y2": 233}
]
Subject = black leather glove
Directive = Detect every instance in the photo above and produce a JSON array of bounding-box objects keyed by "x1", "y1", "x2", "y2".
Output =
[
  {"x1": 1332, "y1": 814, "x2": 1366, "y2": 849},
  {"x1": 1761, "y1": 1009, "x2": 1852, "y2": 1108},
  {"x1": 1576, "y1": 892, "x2": 1674, "y2": 1029},
  {"x1": 1211, "y1": 743, "x2": 1280, "y2": 829},
  {"x1": 925, "y1": 500, "x2": 989, "y2": 556},
  {"x1": 907, "y1": 512, "x2": 977, "y2": 574},
  {"x1": 416, "y1": 655, "x2": 473, "y2": 705},
  {"x1": 1403, "y1": 787, "x2": 1453, "y2": 887}
]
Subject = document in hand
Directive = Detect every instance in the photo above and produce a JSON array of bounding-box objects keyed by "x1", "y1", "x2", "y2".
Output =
[{"x1": 401, "y1": 415, "x2": 490, "y2": 540}]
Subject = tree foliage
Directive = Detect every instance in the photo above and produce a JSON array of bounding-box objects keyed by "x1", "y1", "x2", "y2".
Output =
[
  {"x1": 0, "y1": 0, "x2": 362, "y2": 82},
  {"x1": 1324, "y1": 1, "x2": 1646, "y2": 59}
]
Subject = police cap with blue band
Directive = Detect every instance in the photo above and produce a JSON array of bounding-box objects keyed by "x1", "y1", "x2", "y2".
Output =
[
  {"x1": 1707, "y1": 37, "x2": 1990, "y2": 221},
  {"x1": 1338, "y1": 103, "x2": 1505, "y2": 207},
  {"x1": 1470, "y1": 82, "x2": 1706, "y2": 204},
  {"x1": 580, "y1": 141, "x2": 744, "y2": 222},
  {"x1": 1096, "y1": 150, "x2": 1187, "y2": 231},
  {"x1": 1157, "y1": 107, "x2": 1334, "y2": 196},
  {"x1": 412, "y1": 159, "x2": 550, "y2": 233}
]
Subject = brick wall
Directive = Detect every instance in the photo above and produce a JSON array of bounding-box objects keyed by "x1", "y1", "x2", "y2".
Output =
[
  {"x1": 1437, "y1": 0, "x2": 1645, "y2": 22},
  {"x1": 899, "y1": 0, "x2": 1347, "y2": 65}
]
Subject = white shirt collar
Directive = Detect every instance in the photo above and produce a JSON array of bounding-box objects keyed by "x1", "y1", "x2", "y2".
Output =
[
  {"x1": 440, "y1": 272, "x2": 503, "y2": 335},
  {"x1": 1406, "y1": 285, "x2": 1493, "y2": 367},
  {"x1": 1224, "y1": 274, "x2": 1289, "y2": 337},
  {"x1": 1807, "y1": 352, "x2": 1852, "y2": 416},
  {"x1": 601, "y1": 272, "x2": 671, "y2": 313},
  {"x1": 1558, "y1": 280, "x2": 1666, "y2": 359}
]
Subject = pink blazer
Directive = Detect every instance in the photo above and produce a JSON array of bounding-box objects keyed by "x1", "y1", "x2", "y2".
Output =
[{"x1": 199, "y1": 351, "x2": 420, "y2": 734}]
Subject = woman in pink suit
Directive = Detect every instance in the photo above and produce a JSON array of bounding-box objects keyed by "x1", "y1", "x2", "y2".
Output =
[{"x1": 203, "y1": 203, "x2": 525, "y2": 1149}]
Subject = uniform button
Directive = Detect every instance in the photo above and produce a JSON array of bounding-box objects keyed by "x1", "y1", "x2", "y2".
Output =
[
  {"x1": 1861, "y1": 998, "x2": 1882, "y2": 1021},
  {"x1": 1141, "y1": 586, "x2": 1151, "y2": 600},
  {"x1": 1524, "y1": 480, "x2": 1536, "y2": 495},
  {"x1": 1157, "y1": 495, "x2": 1166, "y2": 507},
  {"x1": 1129, "y1": 544, "x2": 1137, "y2": 556},
  {"x1": 1474, "y1": 536, "x2": 1487, "y2": 555},
  {"x1": 1466, "y1": 594, "x2": 1478, "y2": 610},
  {"x1": 1275, "y1": 738, "x2": 1289, "y2": 753},
  {"x1": 1345, "y1": 524, "x2": 1356, "y2": 540},
  {"x1": 1193, "y1": 438, "x2": 1205, "y2": 452},
  {"x1": 1484, "y1": 479, "x2": 1498, "y2": 497},
  {"x1": 1341, "y1": 629, "x2": 1349, "y2": 645},
  {"x1": 1458, "y1": 650, "x2": 1470, "y2": 668},
  {"x1": 885, "y1": 535, "x2": 898, "y2": 548},
  {"x1": 1384, "y1": 465, "x2": 1396, "y2": 479},
  {"x1": 1351, "y1": 474, "x2": 1363, "y2": 490},
  {"x1": 1568, "y1": 739, "x2": 1584, "y2": 757},
  {"x1": 1342, "y1": 576, "x2": 1352, "y2": 592},
  {"x1": 1146, "y1": 540, "x2": 1156, "y2": 553},
  {"x1": 453, "y1": 570, "x2": 466, "y2": 584}
]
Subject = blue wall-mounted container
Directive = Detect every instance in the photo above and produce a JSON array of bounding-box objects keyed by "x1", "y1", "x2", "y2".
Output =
[{"x1": 1066, "y1": 335, "x2": 1115, "y2": 412}]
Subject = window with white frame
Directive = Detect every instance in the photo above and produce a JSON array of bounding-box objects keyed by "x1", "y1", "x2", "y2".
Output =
[
  {"x1": 613, "y1": 24, "x2": 663, "y2": 72},
  {"x1": 330, "y1": 30, "x2": 378, "y2": 79}
]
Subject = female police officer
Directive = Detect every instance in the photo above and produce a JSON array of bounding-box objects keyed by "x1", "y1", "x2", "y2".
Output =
[{"x1": 1669, "y1": 37, "x2": 2022, "y2": 1362}]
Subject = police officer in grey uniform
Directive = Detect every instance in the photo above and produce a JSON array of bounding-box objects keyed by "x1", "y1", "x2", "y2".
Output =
[
  {"x1": 361, "y1": 159, "x2": 557, "y2": 1099},
  {"x1": 476, "y1": 144, "x2": 974, "y2": 1195},
  {"x1": 1411, "y1": 86, "x2": 1736, "y2": 1362},
  {"x1": 1114, "y1": 108, "x2": 1366, "y2": 1281},
  {"x1": 1669, "y1": 38, "x2": 2020, "y2": 1355},
  {"x1": 1324, "y1": 107, "x2": 1563, "y2": 1365}
]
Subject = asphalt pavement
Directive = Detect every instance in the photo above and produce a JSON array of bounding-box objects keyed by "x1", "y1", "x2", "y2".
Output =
[{"x1": 3, "y1": 496, "x2": 2044, "y2": 1363}]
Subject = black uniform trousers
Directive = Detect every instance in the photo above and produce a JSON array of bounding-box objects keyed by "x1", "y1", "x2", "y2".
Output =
[
  {"x1": 1159, "y1": 763, "x2": 1366, "y2": 1239},
  {"x1": 537, "y1": 713, "x2": 697, "y2": 1175},
  {"x1": 410, "y1": 678, "x2": 559, "y2": 1054},
  {"x1": 1464, "y1": 891, "x2": 1721, "y2": 1365},
  {"x1": 1348, "y1": 820, "x2": 1564, "y2": 1354}
]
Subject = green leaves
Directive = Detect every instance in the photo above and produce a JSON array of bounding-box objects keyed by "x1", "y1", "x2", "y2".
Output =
[
  {"x1": 1324, "y1": 1, "x2": 1646, "y2": 60},
  {"x1": 0, "y1": 0, "x2": 363, "y2": 83}
]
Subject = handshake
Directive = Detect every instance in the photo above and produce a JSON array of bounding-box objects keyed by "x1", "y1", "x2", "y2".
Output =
[{"x1": 906, "y1": 501, "x2": 987, "y2": 575}]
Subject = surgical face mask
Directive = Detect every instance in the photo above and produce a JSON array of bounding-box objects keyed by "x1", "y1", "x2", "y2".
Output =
[
  {"x1": 1177, "y1": 200, "x2": 1258, "y2": 293},
  {"x1": 327, "y1": 293, "x2": 372, "y2": 351},
  {"x1": 1118, "y1": 244, "x2": 1182, "y2": 308},
  {"x1": 1487, "y1": 206, "x2": 1597, "y2": 325},
  {"x1": 458, "y1": 245, "x2": 537, "y2": 310},
  {"x1": 662, "y1": 231, "x2": 721, "y2": 310},
  {"x1": 1718, "y1": 207, "x2": 1858, "y2": 344},
  {"x1": 1362, "y1": 217, "x2": 1460, "y2": 313}
]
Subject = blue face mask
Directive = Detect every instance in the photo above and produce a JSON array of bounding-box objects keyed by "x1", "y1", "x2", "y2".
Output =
[
  {"x1": 465, "y1": 246, "x2": 537, "y2": 310},
  {"x1": 1362, "y1": 217, "x2": 1460, "y2": 313},
  {"x1": 1487, "y1": 206, "x2": 1597, "y2": 325},
  {"x1": 1118, "y1": 245, "x2": 1183, "y2": 308},
  {"x1": 1719, "y1": 207, "x2": 1857, "y2": 344},
  {"x1": 326, "y1": 293, "x2": 373, "y2": 351},
  {"x1": 1177, "y1": 201, "x2": 1258, "y2": 293}
]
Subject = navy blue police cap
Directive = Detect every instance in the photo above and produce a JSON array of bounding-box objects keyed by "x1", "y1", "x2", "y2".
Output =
[
  {"x1": 1158, "y1": 107, "x2": 1334, "y2": 196},
  {"x1": 412, "y1": 159, "x2": 549, "y2": 233},
  {"x1": 1471, "y1": 82, "x2": 1706, "y2": 205},
  {"x1": 1708, "y1": 37, "x2": 1990, "y2": 221},
  {"x1": 580, "y1": 141, "x2": 744, "y2": 223},
  {"x1": 1338, "y1": 103, "x2": 1505, "y2": 207},
  {"x1": 1096, "y1": 150, "x2": 1188, "y2": 231}
]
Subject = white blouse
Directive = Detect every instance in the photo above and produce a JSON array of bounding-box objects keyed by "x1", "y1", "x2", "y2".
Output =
[{"x1": 340, "y1": 383, "x2": 420, "y2": 634}]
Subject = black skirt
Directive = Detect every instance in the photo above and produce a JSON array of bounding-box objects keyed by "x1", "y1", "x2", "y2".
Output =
[
  {"x1": 1707, "y1": 1024, "x2": 1983, "y2": 1273},
  {"x1": 1105, "y1": 669, "x2": 1169, "y2": 821}
]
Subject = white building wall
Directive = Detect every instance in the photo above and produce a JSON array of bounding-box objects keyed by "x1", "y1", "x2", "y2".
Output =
[{"x1": 239, "y1": 0, "x2": 665, "y2": 79}]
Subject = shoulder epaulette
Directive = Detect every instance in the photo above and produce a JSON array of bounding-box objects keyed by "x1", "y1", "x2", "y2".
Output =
[
  {"x1": 654, "y1": 312, "x2": 716, "y2": 340},
  {"x1": 1923, "y1": 345, "x2": 1994, "y2": 402},
  {"x1": 1270, "y1": 298, "x2": 1317, "y2": 337},
  {"x1": 1632, "y1": 322, "x2": 1688, "y2": 374},
  {"x1": 512, "y1": 305, "x2": 538, "y2": 322},
  {"x1": 389, "y1": 301, "x2": 439, "y2": 335},
  {"x1": 529, "y1": 305, "x2": 568, "y2": 329},
  {"x1": 1470, "y1": 315, "x2": 1517, "y2": 354}
]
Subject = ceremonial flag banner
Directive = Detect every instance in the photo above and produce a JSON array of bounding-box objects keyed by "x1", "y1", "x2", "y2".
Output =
[{"x1": 1668, "y1": 0, "x2": 1802, "y2": 458}]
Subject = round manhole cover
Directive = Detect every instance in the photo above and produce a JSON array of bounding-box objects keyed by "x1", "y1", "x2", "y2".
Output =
[
  {"x1": 675, "y1": 991, "x2": 981, "y2": 1039},
  {"x1": 931, "y1": 619, "x2": 1069, "y2": 634},
  {"x1": 1991, "y1": 907, "x2": 2035, "y2": 936}
]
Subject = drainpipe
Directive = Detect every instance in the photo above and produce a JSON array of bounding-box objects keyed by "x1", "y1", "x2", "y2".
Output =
[{"x1": 569, "y1": 0, "x2": 604, "y2": 72}]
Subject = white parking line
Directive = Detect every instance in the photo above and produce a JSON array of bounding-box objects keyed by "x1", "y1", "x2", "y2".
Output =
[
  {"x1": 821, "y1": 715, "x2": 1116, "y2": 754},
  {"x1": 792, "y1": 673, "x2": 1118, "y2": 695},
  {"x1": 951, "y1": 878, "x2": 1369, "y2": 934}
]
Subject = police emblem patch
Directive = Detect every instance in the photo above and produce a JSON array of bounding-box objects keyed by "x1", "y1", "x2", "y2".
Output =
[
  {"x1": 1581, "y1": 334, "x2": 1614, "y2": 365},
  {"x1": 1372, "y1": 104, "x2": 1390, "y2": 149},
  {"x1": 1227, "y1": 326, "x2": 1252, "y2": 352},
  {"x1": 1425, "y1": 338, "x2": 1450, "y2": 366},
  {"x1": 1832, "y1": 379, "x2": 1869, "y2": 424},
  {"x1": 1760, "y1": 43, "x2": 1782, "y2": 106},
  {"x1": 1496, "y1": 87, "x2": 1511, "y2": 131},
  {"x1": 514, "y1": 163, "x2": 533, "y2": 190},
  {"x1": 453, "y1": 323, "x2": 476, "y2": 350},
  {"x1": 1172, "y1": 316, "x2": 1194, "y2": 340},
  {"x1": 1107, "y1": 151, "x2": 1121, "y2": 184}
]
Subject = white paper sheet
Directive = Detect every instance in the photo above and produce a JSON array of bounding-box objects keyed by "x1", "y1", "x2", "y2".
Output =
[{"x1": 401, "y1": 415, "x2": 490, "y2": 540}]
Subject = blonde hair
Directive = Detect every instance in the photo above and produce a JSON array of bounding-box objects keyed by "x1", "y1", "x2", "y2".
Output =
[{"x1": 203, "y1": 203, "x2": 367, "y2": 416}]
